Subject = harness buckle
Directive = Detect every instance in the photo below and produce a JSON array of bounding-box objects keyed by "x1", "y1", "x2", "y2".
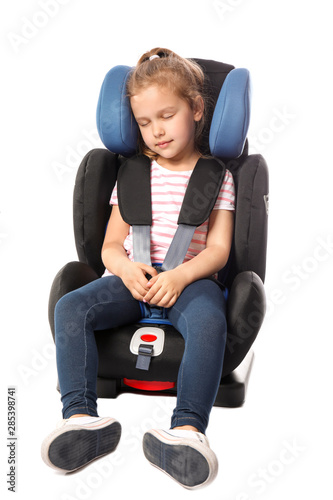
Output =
[{"x1": 136, "y1": 344, "x2": 154, "y2": 371}]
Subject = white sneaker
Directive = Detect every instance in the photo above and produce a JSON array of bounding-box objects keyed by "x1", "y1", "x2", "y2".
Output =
[
  {"x1": 41, "y1": 416, "x2": 121, "y2": 472},
  {"x1": 142, "y1": 428, "x2": 218, "y2": 489}
]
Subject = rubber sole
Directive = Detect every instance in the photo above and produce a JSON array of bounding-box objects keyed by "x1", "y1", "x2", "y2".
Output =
[
  {"x1": 143, "y1": 431, "x2": 214, "y2": 489},
  {"x1": 43, "y1": 419, "x2": 121, "y2": 472}
]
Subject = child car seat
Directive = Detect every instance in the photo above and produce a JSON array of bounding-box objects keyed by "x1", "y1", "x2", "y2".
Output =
[{"x1": 48, "y1": 58, "x2": 269, "y2": 408}]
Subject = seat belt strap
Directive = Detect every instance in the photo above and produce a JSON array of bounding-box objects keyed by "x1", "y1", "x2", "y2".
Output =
[
  {"x1": 161, "y1": 224, "x2": 196, "y2": 271},
  {"x1": 132, "y1": 224, "x2": 196, "y2": 273},
  {"x1": 132, "y1": 225, "x2": 152, "y2": 266},
  {"x1": 136, "y1": 344, "x2": 154, "y2": 370},
  {"x1": 119, "y1": 155, "x2": 226, "y2": 270}
]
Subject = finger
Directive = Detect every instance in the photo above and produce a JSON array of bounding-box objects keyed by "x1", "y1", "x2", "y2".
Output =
[
  {"x1": 143, "y1": 278, "x2": 163, "y2": 301},
  {"x1": 146, "y1": 275, "x2": 159, "y2": 288},
  {"x1": 145, "y1": 286, "x2": 168, "y2": 306},
  {"x1": 153, "y1": 294, "x2": 175, "y2": 308},
  {"x1": 159, "y1": 290, "x2": 179, "y2": 308},
  {"x1": 130, "y1": 278, "x2": 152, "y2": 299},
  {"x1": 139, "y1": 264, "x2": 158, "y2": 277}
]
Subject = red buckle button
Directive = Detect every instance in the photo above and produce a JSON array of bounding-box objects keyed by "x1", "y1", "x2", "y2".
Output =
[{"x1": 140, "y1": 334, "x2": 157, "y2": 342}]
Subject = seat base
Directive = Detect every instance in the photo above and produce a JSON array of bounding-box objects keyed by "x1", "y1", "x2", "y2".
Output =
[{"x1": 96, "y1": 350, "x2": 254, "y2": 409}]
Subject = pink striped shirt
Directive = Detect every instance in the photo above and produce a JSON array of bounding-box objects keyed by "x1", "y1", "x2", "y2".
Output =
[{"x1": 103, "y1": 159, "x2": 235, "y2": 275}]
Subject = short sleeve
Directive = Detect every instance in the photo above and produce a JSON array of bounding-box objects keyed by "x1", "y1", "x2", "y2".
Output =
[
  {"x1": 213, "y1": 169, "x2": 235, "y2": 211},
  {"x1": 110, "y1": 181, "x2": 118, "y2": 205}
]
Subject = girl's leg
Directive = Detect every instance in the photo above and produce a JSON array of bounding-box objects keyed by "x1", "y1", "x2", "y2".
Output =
[
  {"x1": 54, "y1": 275, "x2": 142, "y2": 419},
  {"x1": 142, "y1": 279, "x2": 226, "y2": 489},
  {"x1": 167, "y1": 279, "x2": 227, "y2": 435}
]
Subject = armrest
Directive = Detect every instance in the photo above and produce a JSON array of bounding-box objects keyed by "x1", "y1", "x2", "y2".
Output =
[
  {"x1": 48, "y1": 261, "x2": 99, "y2": 340},
  {"x1": 222, "y1": 270, "x2": 266, "y2": 376}
]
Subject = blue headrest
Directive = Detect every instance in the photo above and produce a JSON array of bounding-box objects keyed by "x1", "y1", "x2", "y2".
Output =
[
  {"x1": 209, "y1": 68, "x2": 251, "y2": 158},
  {"x1": 96, "y1": 65, "x2": 251, "y2": 159},
  {"x1": 96, "y1": 65, "x2": 138, "y2": 156}
]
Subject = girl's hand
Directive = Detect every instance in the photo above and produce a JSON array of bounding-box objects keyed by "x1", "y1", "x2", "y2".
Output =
[
  {"x1": 143, "y1": 269, "x2": 188, "y2": 308},
  {"x1": 119, "y1": 261, "x2": 158, "y2": 301}
]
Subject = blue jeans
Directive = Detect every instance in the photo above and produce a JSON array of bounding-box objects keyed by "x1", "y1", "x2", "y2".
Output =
[{"x1": 54, "y1": 276, "x2": 227, "y2": 434}]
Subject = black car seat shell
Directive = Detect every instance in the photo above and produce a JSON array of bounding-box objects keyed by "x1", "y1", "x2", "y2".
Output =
[{"x1": 48, "y1": 58, "x2": 268, "y2": 407}]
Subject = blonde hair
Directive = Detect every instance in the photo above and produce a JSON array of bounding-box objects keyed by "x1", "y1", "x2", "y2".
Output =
[{"x1": 127, "y1": 47, "x2": 207, "y2": 158}]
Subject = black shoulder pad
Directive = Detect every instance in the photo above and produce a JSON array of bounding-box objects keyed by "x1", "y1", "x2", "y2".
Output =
[
  {"x1": 178, "y1": 157, "x2": 226, "y2": 226},
  {"x1": 116, "y1": 154, "x2": 152, "y2": 225}
]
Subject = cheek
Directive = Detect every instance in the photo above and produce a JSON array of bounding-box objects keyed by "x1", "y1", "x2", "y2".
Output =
[
  {"x1": 176, "y1": 114, "x2": 195, "y2": 136},
  {"x1": 139, "y1": 128, "x2": 150, "y2": 144},
  {"x1": 177, "y1": 120, "x2": 195, "y2": 141}
]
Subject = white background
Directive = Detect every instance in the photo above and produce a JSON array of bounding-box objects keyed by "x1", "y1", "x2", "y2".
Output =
[{"x1": 1, "y1": 0, "x2": 332, "y2": 499}]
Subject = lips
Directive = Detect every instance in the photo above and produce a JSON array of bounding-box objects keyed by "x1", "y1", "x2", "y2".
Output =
[{"x1": 157, "y1": 140, "x2": 172, "y2": 148}]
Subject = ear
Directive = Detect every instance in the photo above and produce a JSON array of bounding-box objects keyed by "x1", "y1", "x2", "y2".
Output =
[{"x1": 193, "y1": 95, "x2": 204, "y2": 122}]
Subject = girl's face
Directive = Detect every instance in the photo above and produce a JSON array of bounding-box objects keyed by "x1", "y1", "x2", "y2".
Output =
[{"x1": 130, "y1": 85, "x2": 203, "y2": 169}]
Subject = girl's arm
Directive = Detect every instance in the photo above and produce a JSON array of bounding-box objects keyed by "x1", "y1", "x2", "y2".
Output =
[
  {"x1": 101, "y1": 206, "x2": 157, "y2": 301},
  {"x1": 177, "y1": 208, "x2": 234, "y2": 283},
  {"x1": 143, "y1": 209, "x2": 234, "y2": 307}
]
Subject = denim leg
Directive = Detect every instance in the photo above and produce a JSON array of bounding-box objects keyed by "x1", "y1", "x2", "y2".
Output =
[
  {"x1": 167, "y1": 279, "x2": 227, "y2": 434},
  {"x1": 54, "y1": 276, "x2": 142, "y2": 419}
]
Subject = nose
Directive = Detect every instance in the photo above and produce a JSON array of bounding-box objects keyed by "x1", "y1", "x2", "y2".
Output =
[{"x1": 152, "y1": 121, "x2": 164, "y2": 138}]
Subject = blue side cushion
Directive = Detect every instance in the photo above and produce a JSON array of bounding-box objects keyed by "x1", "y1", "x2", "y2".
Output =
[
  {"x1": 209, "y1": 68, "x2": 251, "y2": 159},
  {"x1": 96, "y1": 65, "x2": 251, "y2": 159},
  {"x1": 96, "y1": 65, "x2": 138, "y2": 156}
]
